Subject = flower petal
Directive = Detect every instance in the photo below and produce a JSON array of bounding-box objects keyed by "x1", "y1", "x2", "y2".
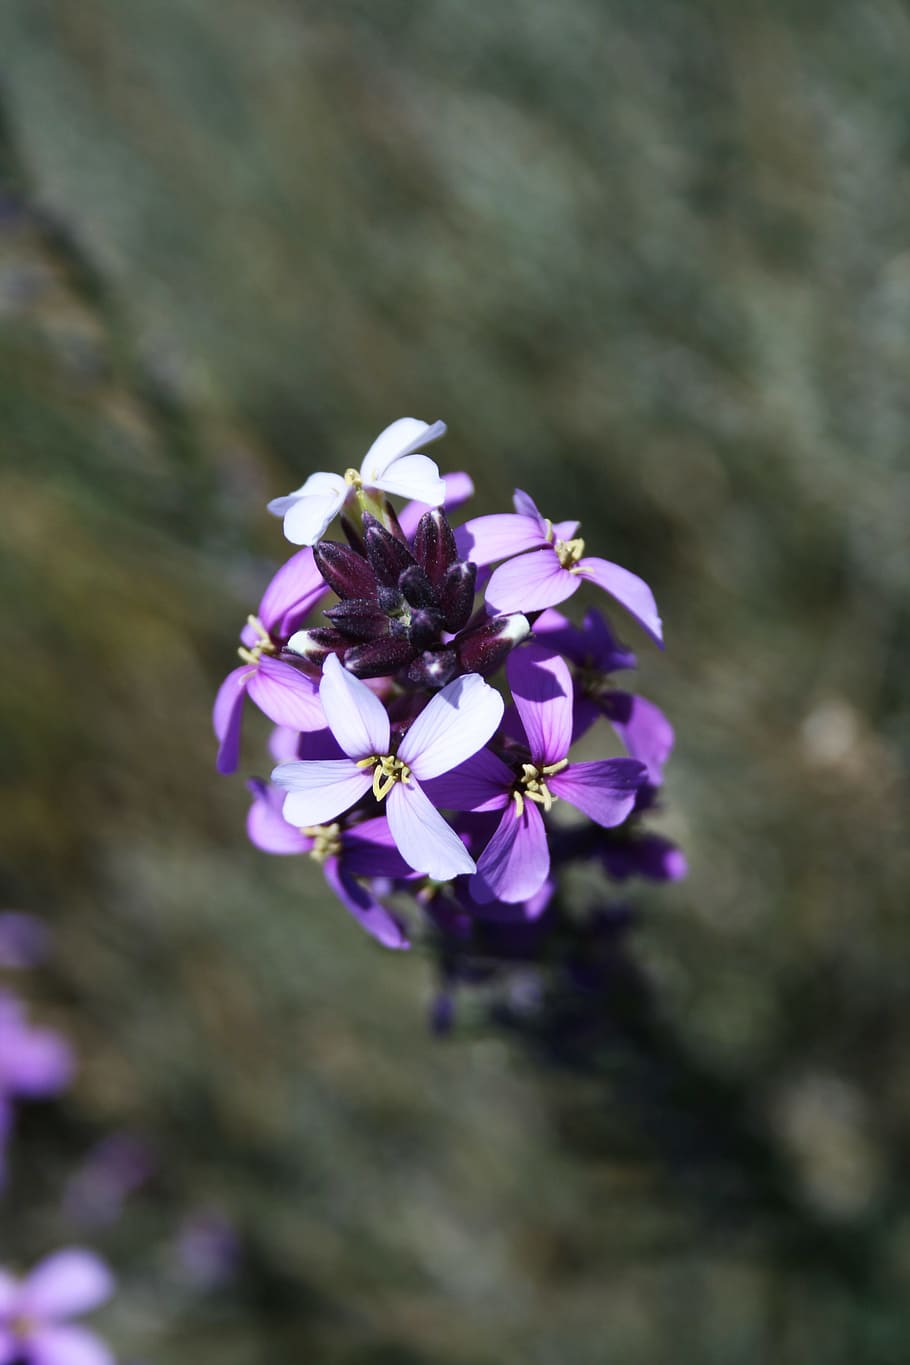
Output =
[
  {"x1": 506, "y1": 645, "x2": 573, "y2": 766},
  {"x1": 420, "y1": 747, "x2": 513, "y2": 813},
  {"x1": 246, "y1": 657, "x2": 324, "y2": 733},
  {"x1": 371, "y1": 453, "x2": 445, "y2": 505},
  {"x1": 272, "y1": 759, "x2": 372, "y2": 827},
  {"x1": 511, "y1": 488, "x2": 547, "y2": 530},
  {"x1": 386, "y1": 781, "x2": 475, "y2": 879},
  {"x1": 575, "y1": 557, "x2": 663, "y2": 645},
  {"x1": 28, "y1": 1325, "x2": 114, "y2": 1365},
  {"x1": 359, "y1": 417, "x2": 447, "y2": 482},
  {"x1": 0, "y1": 1269, "x2": 17, "y2": 1315},
  {"x1": 342, "y1": 817, "x2": 414, "y2": 880},
  {"x1": 0, "y1": 1023, "x2": 74, "y2": 1098},
  {"x1": 256, "y1": 548, "x2": 327, "y2": 637},
  {"x1": 213, "y1": 666, "x2": 251, "y2": 774},
  {"x1": 319, "y1": 653, "x2": 390, "y2": 759},
  {"x1": 321, "y1": 857, "x2": 410, "y2": 949},
  {"x1": 398, "y1": 471, "x2": 475, "y2": 539},
  {"x1": 602, "y1": 691, "x2": 674, "y2": 784},
  {"x1": 280, "y1": 481, "x2": 347, "y2": 547},
  {"x1": 454, "y1": 514, "x2": 544, "y2": 567},
  {"x1": 470, "y1": 800, "x2": 550, "y2": 904},
  {"x1": 246, "y1": 780, "x2": 314, "y2": 855},
  {"x1": 20, "y1": 1250, "x2": 114, "y2": 1319},
  {"x1": 397, "y1": 674, "x2": 504, "y2": 780},
  {"x1": 485, "y1": 548, "x2": 580, "y2": 614},
  {"x1": 0, "y1": 1329, "x2": 17, "y2": 1365},
  {"x1": 548, "y1": 758, "x2": 645, "y2": 828}
]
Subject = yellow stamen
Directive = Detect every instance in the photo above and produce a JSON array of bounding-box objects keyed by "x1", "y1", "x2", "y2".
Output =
[
  {"x1": 555, "y1": 536, "x2": 585, "y2": 570},
  {"x1": 236, "y1": 614, "x2": 277, "y2": 665},
  {"x1": 343, "y1": 468, "x2": 363, "y2": 489},
  {"x1": 301, "y1": 822, "x2": 343, "y2": 863},
  {"x1": 355, "y1": 753, "x2": 412, "y2": 802},
  {"x1": 511, "y1": 759, "x2": 567, "y2": 818}
]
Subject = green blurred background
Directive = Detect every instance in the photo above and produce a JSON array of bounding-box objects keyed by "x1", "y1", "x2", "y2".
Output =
[{"x1": 1, "y1": 2, "x2": 909, "y2": 1361}]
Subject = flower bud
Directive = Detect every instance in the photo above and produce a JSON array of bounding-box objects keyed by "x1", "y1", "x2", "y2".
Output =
[
  {"x1": 286, "y1": 627, "x2": 348, "y2": 666},
  {"x1": 455, "y1": 613, "x2": 530, "y2": 675},
  {"x1": 399, "y1": 564, "x2": 438, "y2": 611},
  {"x1": 344, "y1": 635, "x2": 415, "y2": 678},
  {"x1": 314, "y1": 541, "x2": 377, "y2": 601},
  {"x1": 413, "y1": 508, "x2": 457, "y2": 587},
  {"x1": 441, "y1": 561, "x2": 477, "y2": 632},
  {"x1": 407, "y1": 648, "x2": 458, "y2": 688},
  {"x1": 362, "y1": 512, "x2": 416, "y2": 588},
  {"x1": 323, "y1": 598, "x2": 390, "y2": 641}
]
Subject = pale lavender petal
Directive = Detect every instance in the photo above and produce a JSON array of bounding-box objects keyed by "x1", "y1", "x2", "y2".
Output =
[
  {"x1": 0, "y1": 1331, "x2": 18, "y2": 1365},
  {"x1": 1, "y1": 1028, "x2": 74, "y2": 1098},
  {"x1": 549, "y1": 758, "x2": 645, "y2": 828},
  {"x1": 485, "y1": 548, "x2": 580, "y2": 614},
  {"x1": 257, "y1": 548, "x2": 327, "y2": 636},
  {"x1": 272, "y1": 759, "x2": 372, "y2": 827},
  {"x1": 420, "y1": 748, "x2": 513, "y2": 813},
  {"x1": 604, "y1": 691, "x2": 674, "y2": 784},
  {"x1": 342, "y1": 817, "x2": 414, "y2": 880},
  {"x1": 212, "y1": 666, "x2": 251, "y2": 774},
  {"x1": 371, "y1": 453, "x2": 445, "y2": 505},
  {"x1": 551, "y1": 517, "x2": 581, "y2": 540},
  {"x1": 20, "y1": 1250, "x2": 114, "y2": 1319},
  {"x1": 28, "y1": 1326, "x2": 114, "y2": 1365},
  {"x1": 470, "y1": 801, "x2": 549, "y2": 904},
  {"x1": 268, "y1": 725, "x2": 302, "y2": 763},
  {"x1": 511, "y1": 488, "x2": 547, "y2": 530},
  {"x1": 319, "y1": 653, "x2": 389, "y2": 759},
  {"x1": 322, "y1": 857, "x2": 410, "y2": 950},
  {"x1": 0, "y1": 1269, "x2": 16, "y2": 1314},
  {"x1": 281, "y1": 483, "x2": 347, "y2": 546},
  {"x1": 386, "y1": 781, "x2": 475, "y2": 879},
  {"x1": 398, "y1": 674, "x2": 504, "y2": 779},
  {"x1": 454, "y1": 514, "x2": 544, "y2": 567},
  {"x1": 506, "y1": 645, "x2": 574, "y2": 766},
  {"x1": 575, "y1": 557, "x2": 663, "y2": 645},
  {"x1": 397, "y1": 470, "x2": 474, "y2": 539},
  {"x1": 359, "y1": 417, "x2": 447, "y2": 481},
  {"x1": 246, "y1": 780, "x2": 313, "y2": 855},
  {"x1": 246, "y1": 657, "x2": 324, "y2": 732}
]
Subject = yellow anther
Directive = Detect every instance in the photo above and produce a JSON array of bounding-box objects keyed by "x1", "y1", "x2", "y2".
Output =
[
  {"x1": 555, "y1": 536, "x2": 585, "y2": 569},
  {"x1": 543, "y1": 518, "x2": 554, "y2": 543},
  {"x1": 236, "y1": 614, "x2": 277, "y2": 665},
  {"x1": 301, "y1": 823, "x2": 343, "y2": 863},
  {"x1": 355, "y1": 753, "x2": 412, "y2": 801},
  {"x1": 511, "y1": 760, "x2": 564, "y2": 818},
  {"x1": 541, "y1": 758, "x2": 569, "y2": 776},
  {"x1": 344, "y1": 468, "x2": 363, "y2": 488}
]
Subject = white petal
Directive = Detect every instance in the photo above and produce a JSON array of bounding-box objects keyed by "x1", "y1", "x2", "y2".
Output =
[
  {"x1": 371, "y1": 453, "x2": 445, "y2": 505},
  {"x1": 386, "y1": 781, "x2": 475, "y2": 879},
  {"x1": 398, "y1": 673, "x2": 504, "y2": 779},
  {"x1": 359, "y1": 417, "x2": 446, "y2": 482},
  {"x1": 281, "y1": 483, "x2": 347, "y2": 546},
  {"x1": 320, "y1": 653, "x2": 390, "y2": 758},
  {"x1": 273, "y1": 759, "x2": 373, "y2": 826}
]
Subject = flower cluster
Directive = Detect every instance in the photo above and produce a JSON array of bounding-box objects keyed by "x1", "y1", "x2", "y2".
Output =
[{"x1": 215, "y1": 418, "x2": 684, "y2": 952}]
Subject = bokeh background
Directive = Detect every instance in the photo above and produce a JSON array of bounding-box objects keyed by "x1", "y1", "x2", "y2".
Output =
[{"x1": 2, "y1": 2, "x2": 910, "y2": 1361}]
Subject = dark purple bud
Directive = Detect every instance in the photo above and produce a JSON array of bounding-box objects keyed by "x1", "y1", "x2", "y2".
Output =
[
  {"x1": 398, "y1": 564, "x2": 438, "y2": 610},
  {"x1": 409, "y1": 607, "x2": 446, "y2": 650},
  {"x1": 285, "y1": 627, "x2": 347, "y2": 666},
  {"x1": 323, "y1": 598, "x2": 390, "y2": 641},
  {"x1": 314, "y1": 541, "x2": 377, "y2": 601},
  {"x1": 378, "y1": 585, "x2": 405, "y2": 615},
  {"x1": 441, "y1": 561, "x2": 477, "y2": 632},
  {"x1": 407, "y1": 648, "x2": 458, "y2": 688},
  {"x1": 339, "y1": 513, "x2": 365, "y2": 554},
  {"x1": 344, "y1": 635, "x2": 415, "y2": 678},
  {"x1": 456, "y1": 612, "x2": 530, "y2": 675},
  {"x1": 413, "y1": 509, "x2": 457, "y2": 587},
  {"x1": 363, "y1": 512, "x2": 416, "y2": 587}
]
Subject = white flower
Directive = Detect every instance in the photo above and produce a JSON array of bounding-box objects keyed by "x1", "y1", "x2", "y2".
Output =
[{"x1": 268, "y1": 418, "x2": 448, "y2": 546}]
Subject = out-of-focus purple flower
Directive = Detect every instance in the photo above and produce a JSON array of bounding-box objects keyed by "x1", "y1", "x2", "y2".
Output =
[
  {"x1": 271, "y1": 655, "x2": 504, "y2": 880},
  {"x1": 246, "y1": 779, "x2": 411, "y2": 948},
  {"x1": 0, "y1": 1248, "x2": 115, "y2": 1365},
  {"x1": 426, "y1": 645, "x2": 645, "y2": 904},
  {"x1": 63, "y1": 1134, "x2": 155, "y2": 1229},
  {"x1": 213, "y1": 548, "x2": 327, "y2": 773},
  {"x1": 268, "y1": 417, "x2": 448, "y2": 545},
  {"x1": 456, "y1": 490, "x2": 663, "y2": 644},
  {"x1": 0, "y1": 992, "x2": 74, "y2": 1186},
  {"x1": 0, "y1": 914, "x2": 51, "y2": 970},
  {"x1": 175, "y1": 1210, "x2": 241, "y2": 1291}
]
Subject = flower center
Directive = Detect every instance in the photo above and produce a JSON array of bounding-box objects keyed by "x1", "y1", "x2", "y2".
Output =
[
  {"x1": 356, "y1": 753, "x2": 412, "y2": 802},
  {"x1": 512, "y1": 758, "x2": 569, "y2": 817},
  {"x1": 300, "y1": 822, "x2": 343, "y2": 862},
  {"x1": 237, "y1": 614, "x2": 278, "y2": 666},
  {"x1": 555, "y1": 536, "x2": 585, "y2": 569},
  {"x1": 343, "y1": 468, "x2": 363, "y2": 489}
]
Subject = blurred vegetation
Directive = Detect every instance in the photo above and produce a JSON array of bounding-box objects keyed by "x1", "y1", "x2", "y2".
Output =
[{"x1": 1, "y1": 1, "x2": 909, "y2": 1361}]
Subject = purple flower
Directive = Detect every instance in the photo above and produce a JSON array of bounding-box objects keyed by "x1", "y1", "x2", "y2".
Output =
[
  {"x1": 213, "y1": 547, "x2": 327, "y2": 773},
  {"x1": 63, "y1": 1134, "x2": 155, "y2": 1229},
  {"x1": 246, "y1": 780, "x2": 412, "y2": 949},
  {"x1": 456, "y1": 490, "x2": 663, "y2": 644},
  {"x1": 425, "y1": 645, "x2": 646, "y2": 904},
  {"x1": 176, "y1": 1209, "x2": 241, "y2": 1290},
  {"x1": 0, "y1": 1249, "x2": 115, "y2": 1365},
  {"x1": 0, "y1": 914, "x2": 51, "y2": 970},
  {"x1": 271, "y1": 654, "x2": 504, "y2": 881},
  {"x1": 0, "y1": 992, "x2": 74, "y2": 1186}
]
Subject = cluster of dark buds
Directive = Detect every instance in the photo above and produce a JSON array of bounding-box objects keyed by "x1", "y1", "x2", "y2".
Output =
[{"x1": 214, "y1": 418, "x2": 684, "y2": 953}]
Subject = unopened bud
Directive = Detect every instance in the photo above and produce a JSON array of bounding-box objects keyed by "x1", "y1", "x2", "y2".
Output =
[
  {"x1": 441, "y1": 561, "x2": 477, "y2": 632},
  {"x1": 456, "y1": 613, "x2": 530, "y2": 675},
  {"x1": 323, "y1": 598, "x2": 390, "y2": 641},
  {"x1": 314, "y1": 541, "x2": 377, "y2": 601},
  {"x1": 344, "y1": 635, "x2": 415, "y2": 678},
  {"x1": 413, "y1": 508, "x2": 458, "y2": 587},
  {"x1": 286, "y1": 627, "x2": 347, "y2": 666},
  {"x1": 407, "y1": 648, "x2": 458, "y2": 689},
  {"x1": 362, "y1": 512, "x2": 416, "y2": 588}
]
